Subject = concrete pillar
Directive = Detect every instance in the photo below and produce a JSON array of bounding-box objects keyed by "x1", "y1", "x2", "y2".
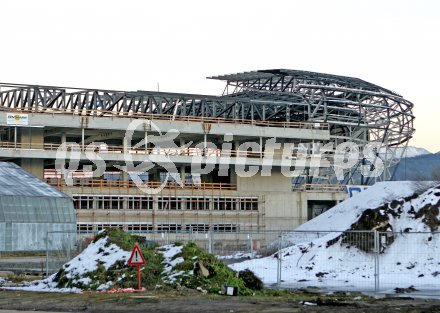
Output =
[
  {"x1": 234, "y1": 140, "x2": 240, "y2": 157},
  {"x1": 179, "y1": 138, "x2": 186, "y2": 183},
  {"x1": 122, "y1": 169, "x2": 128, "y2": 182},
  {"x1": 81, "y1": 127, "x2": 85, "y2": 152},
  {"x1": 180, "y1": 166, "x2": 186, "y2": 184},
  {"x1": 123, "y1": 136, "x2": 128, "y2": 153},
  {"x1": 144, "y1": 129, "x2": 148, "y2": 154},
  {"x1": 20, "y1": 127, "x2": 44, "y2": 148},
  {"x1": 230, "y1": 166, "x2": 237, "y2": 186},
  {"x1": 20, "y1": 127, "x2": 44, "y2": 179},
  {"x1": 21, "y1": 158, "x2": 44, "y2": 179},
  {"x1": 58, "y1": 132, "x2": 67, "y2": 181}
]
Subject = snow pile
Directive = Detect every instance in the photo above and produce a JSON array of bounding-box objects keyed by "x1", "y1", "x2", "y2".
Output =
[
  {"x1": 217, "y1": 252, "x2": 260, "y2": 260},
  {"x1": 230, "y1": 182, "x2": 440, "y2": 291},
  {"x1": 3, "y1": 234, "x2": 252, "y2": 294},
  {"x1": 58, "y1": 236, "x2": 130, "y2": 287},
  {"x1": 5, "y1": 236, "x2": 131, "y2": 292},
  {"x1": 160, "y1": 244, "x2": 185, "y2": 283},
  {"x1": 298, "y1": 182, "x2": 418, "y2": 232}
]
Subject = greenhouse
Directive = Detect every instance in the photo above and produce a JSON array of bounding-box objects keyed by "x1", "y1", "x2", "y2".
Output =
[{"x1": 0, "y1": 162, "x2": 76, "y2": 252}]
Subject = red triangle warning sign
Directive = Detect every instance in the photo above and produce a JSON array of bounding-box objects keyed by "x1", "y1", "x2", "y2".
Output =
[{"x1": 128, "y1": 243, "x2": 146, "y2": 266}]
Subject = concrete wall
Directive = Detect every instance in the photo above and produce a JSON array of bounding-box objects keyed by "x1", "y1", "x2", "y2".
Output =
[
  {"x1": 237, "y1": 172, "x2": 292, "y2": 192},
  {"x1": 237, "y1": 173, "x2": 305, "y2": 229},
  {"x1": 236, "y1": 173, "x2": 349, "y2": 230},
  {"x1": 19, "y1": 127, "x2": 44, "y2": 179}
]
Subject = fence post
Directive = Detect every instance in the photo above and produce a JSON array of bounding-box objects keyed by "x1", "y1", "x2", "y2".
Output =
[
  {"x1": 373, "y1": 230, "x2": 379, "y2": 292},
  {"x1": 45, "y1": 233, "x2": 49, "y2": 277},
  {"x1": 66, "y1": 233, "x2": 71, "y2": 261},
  {"x1": 277, "y1": 231, "x2": 282, "y2": 289},
  {"x1": 248, "y1": 233, "x2": 253, "y2": 255},
  {"x1": 208, "y1": 231, "x2": 212, "y2": 254}
]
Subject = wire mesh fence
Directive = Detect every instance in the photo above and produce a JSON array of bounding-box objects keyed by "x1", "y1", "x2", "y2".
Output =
[
  {"x1": 376, "y1": 231, "x2": 440, "y2": 295},
  {"x1": 46, "y1": 229, "x2": 440, "y2": 295},
  {"x1": 45, "y1": 230, "x2": 80, "y2": 275}
]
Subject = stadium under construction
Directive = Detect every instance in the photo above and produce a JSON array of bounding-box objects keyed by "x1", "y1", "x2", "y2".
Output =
[{"x1": 0, "y1": 69, "x2": 415, "y2": 238}]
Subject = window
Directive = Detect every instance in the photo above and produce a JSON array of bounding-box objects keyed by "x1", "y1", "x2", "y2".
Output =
[
  {"x1": 184, "y1": 197, "x2": 209, "y2": 210},
  {"x1": 96, "y1": 197, "x2": 108, "y2": 210},
  {"x1": 96, "y1": 224, "x2": 123, "y2": 231},
  {"x1": 141, "y1": 197, "x2": 153, "y2": 210},
  {"x1": 111, "y1": 197, "x2": 124, "y2": 210},
  {"x1": 127, "y1": 224, "x2": 153, "y2": 233},
  {"x1": 127, "y1": 197, "x2": 140, "y2": 210},
  {"x1": 158, "y1": 197, "x2": 181, "y2": 210},
  {"x1": 184, "y1": 224, "x2": 209, "y2": 232},
  {"x1": 239, "y1": 198, "x2": 259, "y2": 211},
  {"x1": 77, "y1": 224, "x2": 93, "y2": 233},
  {"x1": 213, "y1": 198, "x2": 236, "y2": 211},
  {"x1": 157, "y1": 224, "x2": 180, "y2": 231},
  {"x1": 73, "y1": 196, "x2": 93, "y2": 210},
  {"x1": 213, "y1": 224, "x2": 237, "y2": 232}
]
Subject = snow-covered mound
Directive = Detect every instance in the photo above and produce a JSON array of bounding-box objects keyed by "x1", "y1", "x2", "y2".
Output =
[
  {"x1": 7, "y1": 236, "x2": 131, "y2": 292},
  {"x1": 2, "y1": 230, "x2": 258, "y2": 295},
  {"x1": 160, "y1": 244, "x2": 185, "y2": 283},
  {"x1": 298, "y1": 182, "x2": 417, "y2": 232},
  {"x1": 230, "y1": 182, "x2": 440, "y2": 291}
]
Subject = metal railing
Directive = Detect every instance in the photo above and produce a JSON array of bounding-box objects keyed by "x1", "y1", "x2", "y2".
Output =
[
  {"x1": 292, "y1": 184, "x2": 348, "y2": 192},
  {"x1": 0, "y1": 107, "x2": 330, "y2": 130},
  {"x1": 0, "y1": 141, "x2": 295, "y2": 160},
  {"x1": 47, "y1": 178, "x2": 237, "y2": 191}
]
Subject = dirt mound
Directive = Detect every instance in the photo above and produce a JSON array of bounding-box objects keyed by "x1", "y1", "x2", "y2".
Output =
[
  {"x1": 230, "y1": 183, "x2": 440, "y2": 290},
  {"x1": 8, "y1": 228, "x2": 261, "y2": 295},
  {"x1": 334, "y1": 185, "x2": 440, "y2": 252}
]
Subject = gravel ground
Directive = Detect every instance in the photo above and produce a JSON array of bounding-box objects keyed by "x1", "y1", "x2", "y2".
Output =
[{"x1": 1, "y1": 289, "x2": 440, "y2": 313}]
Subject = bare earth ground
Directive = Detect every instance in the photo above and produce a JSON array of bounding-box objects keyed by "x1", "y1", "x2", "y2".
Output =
[{"x1": 0, "y1": 290, "x2": 440, "y2": 313}]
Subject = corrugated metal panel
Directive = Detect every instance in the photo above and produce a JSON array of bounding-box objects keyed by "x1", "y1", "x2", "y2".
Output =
[
  {"x1": 0, "y1": 223, "x2": 5, "y2": 251},
  {"x1": 0, "y1": 195, "x2": 75, "y2": 223},
  {"x1": 0, "y1": 162, "x2": 76, "y2": 251},
  {"x1": 0, "y1": 162, "x2": 67, "y2": 197}
]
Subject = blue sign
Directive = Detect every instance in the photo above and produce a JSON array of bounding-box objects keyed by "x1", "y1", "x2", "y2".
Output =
[{"x1": 346, "y1": 185, "x2": 369, "y2": 197}]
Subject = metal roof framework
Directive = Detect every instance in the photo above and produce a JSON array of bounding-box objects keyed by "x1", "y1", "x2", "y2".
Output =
[
  {"x1": 209, "y1": 69, "x2": 415, "y2": 184},
  {"x1": 0, "y1": 69, "x2": 415, "y2": 185}
]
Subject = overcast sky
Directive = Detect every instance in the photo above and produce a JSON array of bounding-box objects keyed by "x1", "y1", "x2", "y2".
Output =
[{"x1": 1, "y1": 0, "x2": 439, "y2": 152}]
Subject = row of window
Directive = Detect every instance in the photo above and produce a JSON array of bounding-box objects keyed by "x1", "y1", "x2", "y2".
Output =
[
  {"x1": 77, "y1": 223, "x2": 238, "y2": 233},
  {"x1": 73, "y1": 196, "x2": 259, "y2": 211}
]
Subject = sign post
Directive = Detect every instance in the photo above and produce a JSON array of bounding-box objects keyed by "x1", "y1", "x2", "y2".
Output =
[{"x1": 127, "y1": 243, "x2": 146, "y2": 291}]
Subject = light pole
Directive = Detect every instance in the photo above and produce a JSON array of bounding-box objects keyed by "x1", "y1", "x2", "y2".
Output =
[{"x1": 202, "y1": 122, "x2": 211, "y2": 156}]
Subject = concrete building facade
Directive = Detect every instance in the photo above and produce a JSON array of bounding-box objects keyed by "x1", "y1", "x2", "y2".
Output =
[{"x1": 0, "y1": 69, "x2": 414, "y2": 236}]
